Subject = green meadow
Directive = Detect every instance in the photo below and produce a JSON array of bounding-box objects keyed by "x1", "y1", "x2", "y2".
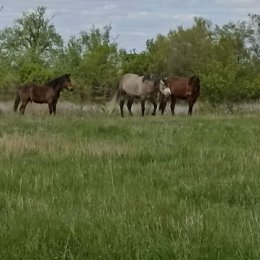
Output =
[{"x1": 0, "y1": 110, "x2": 260, "y2": 259}]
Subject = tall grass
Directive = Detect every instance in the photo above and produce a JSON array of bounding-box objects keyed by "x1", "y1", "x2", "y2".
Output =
[{"x1": 0, "y1": 112, "x2": 260, "y2": 259}]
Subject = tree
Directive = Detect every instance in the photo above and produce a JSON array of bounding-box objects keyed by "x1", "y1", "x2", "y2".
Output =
[
  {"x1": 146, "y1": 35, "x2": 170, "y2": 76},
  {"x1": 53, "y1": 36, "x2": 83, "y2": 75},
  {"x1": 167, "y1": 17, "x2": 214, "y2": 76},
  {"x1": 120, "y1": 50, "x2": 150, "y2": 76},
  {"x1": 58, "y1": 25, "x2": 121, "y2": 98},
  {"x1": 247, "y1": 14, "x2": 260, "y2": 73},
  {"x1": 0, "y1": 6, "x2": 63, "y2": 67},
  {"x1": 208, "y1": 19, "x2": 260, "y2": 102},
  {"x1": 214, "y1": 20, "x2": 252, "y2": 65},
  {"x1": 145, "y1": 17, "x2": 260, "y2": 103}
]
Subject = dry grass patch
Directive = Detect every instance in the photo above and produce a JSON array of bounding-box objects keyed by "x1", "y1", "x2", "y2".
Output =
[{"x1": 0, "y1": 133, "x2": 133, "y2": 157}]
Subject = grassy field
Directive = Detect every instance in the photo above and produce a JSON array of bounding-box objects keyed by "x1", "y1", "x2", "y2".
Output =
[{"x1": 0, "y1": 110, "x2": 260, "y2": 259}]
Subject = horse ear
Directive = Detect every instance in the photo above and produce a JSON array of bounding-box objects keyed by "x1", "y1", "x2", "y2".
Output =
[
  {"x1": 143, "y1": 74, "x2": 151, "y2": 82},
  {"x1": 163, "y1": 77, "x2": 168, "y2": 85}
]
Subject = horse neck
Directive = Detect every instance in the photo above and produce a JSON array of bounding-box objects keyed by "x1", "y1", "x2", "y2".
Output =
[{"x1": 48, "y1": 81, "x2": 64, "y2": 93}]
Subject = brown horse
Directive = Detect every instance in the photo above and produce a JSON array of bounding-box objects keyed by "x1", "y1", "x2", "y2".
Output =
[
  {"x1": 159, "y1": 75, "x2": 200, "y2": 115},
  {"x1": 14, "y1": 74, "x2": 73, "y2": 115}
]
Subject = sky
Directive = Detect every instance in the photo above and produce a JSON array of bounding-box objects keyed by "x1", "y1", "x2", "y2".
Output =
[{"x1": 0, "y1": 0, "x2": 260, "y2": 52}]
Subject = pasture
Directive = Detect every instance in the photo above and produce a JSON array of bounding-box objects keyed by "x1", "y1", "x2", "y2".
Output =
[{"x1": 0, "y1": 105, "x2": 260, "y2": 259}]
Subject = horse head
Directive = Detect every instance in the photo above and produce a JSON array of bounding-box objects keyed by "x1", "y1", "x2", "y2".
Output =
[
  {"x1": 188, "y1": 75, "x2": 200, "y2": 98},
  {"x1": 159, "y1": 77, "x2": 171, "y2": 97},
  {"x1": 142, "y1": 74, "x2": 167, "y2": 93},
  {"x1": 62, "y1": 74, "x2": 73, "y2": 91}
]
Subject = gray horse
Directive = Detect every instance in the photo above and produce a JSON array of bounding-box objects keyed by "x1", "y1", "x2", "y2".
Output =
[{"x1": 108, "y1": 73, "x2": 167, "y2": 117}]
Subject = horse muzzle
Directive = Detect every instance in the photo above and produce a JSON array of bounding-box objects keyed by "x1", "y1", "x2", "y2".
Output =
[
  {"x1": 162, "y1": 88, "x2": 171, "y2": 97},
  {"x1": 67, "y1": 86, "x2": 74, "y2": 92}
]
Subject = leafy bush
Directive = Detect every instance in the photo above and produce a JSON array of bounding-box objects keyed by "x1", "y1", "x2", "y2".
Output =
[{"x1": 18, "y1": 62, "x2": 54, "y2": 84}]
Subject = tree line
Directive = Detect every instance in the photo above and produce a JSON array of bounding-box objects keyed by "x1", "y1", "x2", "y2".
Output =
[{"x1": 0, "y1": 6, "x2": 260, "y2": 103}]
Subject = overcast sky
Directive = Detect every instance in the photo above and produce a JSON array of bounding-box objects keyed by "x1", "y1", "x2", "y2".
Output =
[{"x1": 1, "y1": 0, "x2": 260, "y2": 52}]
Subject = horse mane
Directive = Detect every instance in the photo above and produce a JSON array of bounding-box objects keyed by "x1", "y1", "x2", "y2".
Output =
[
  {"x1": 46, "y1": 74, "x2": 70, "y2": 88},
  {"x1": 142, "y1": 74, "x2": 152, "y2": 82},
  {"x1": 188, "y1": 75, "x2": 199, "y2": 83},
  {"x1": 142, "y1": 74, "x2": 160, "y2": 85}
]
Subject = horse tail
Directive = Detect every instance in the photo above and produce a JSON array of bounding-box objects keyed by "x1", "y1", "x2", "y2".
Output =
[
  {"x1": 14, "y1": 90, "x2": 20, "y2": 112},
  {"x1": 106, "y1": 89, "x2": 120, "y2": 114}
]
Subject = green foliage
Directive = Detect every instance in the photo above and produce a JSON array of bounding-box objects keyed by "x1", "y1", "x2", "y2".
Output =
[
  {"x1": 166, "y1": 17, "x2": 214, "y2": 76},
  {"x1": 146, "y1": 16, "x2": 260, "y2": 103},
  {"x1": 78, "y1": 44, "x2": 119, "y2": 96},
  {"x1": 202, "y1": 60, "x2": 260, "y2": 103},
  {"x1": 1, "y1": 6, "x2": 260, "y2": 103},
  {"x1": 79, "y1": 26, "x2": 120, "y2": 97},
  {"x1": 0, "y1": 66, "x2": 19, "y2": 97},
  {"x1": 120, "y1": 50, "x2": 150, "y2": 75},
  {"x1": 0, "y1": 6, "x2": 63, "y2": 96},
  {"x1": 146, "y1": 36, "x2": 170, "y2": 76},
  {"x1": 55, "y1": 36, "x2": 83, "y2": 74},
  {"x1": 0, "y1": 6, "x2": 63, "y2": 66},
  {"x1": 54, "y1": 25, "x2": 120, "y2": 98},
  {"x1": 18, "y1": 62, "x2": 54, "y2": 84}
]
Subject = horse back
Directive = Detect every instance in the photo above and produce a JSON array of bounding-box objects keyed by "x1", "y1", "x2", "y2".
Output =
[
  {"x1": 119, "y1": 74, "x2": 143, "y2": 97},
  {"x1": 29, "y1": 85, "x2": 56, "y2": 103},
  {"x1": 120, "y1": 73, "x2": 158, "y2": 98},
  {"x1": 168, "y1": 77, "x2": 189, "y2": 99}
]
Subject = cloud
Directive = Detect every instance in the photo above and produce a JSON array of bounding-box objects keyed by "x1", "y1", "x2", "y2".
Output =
[
  {"x1": 216, "y1": 0, "x2": 259, "y2": 8},
  {"x1": 1, "y1": 0, "x2": 260, "y2": 52}
]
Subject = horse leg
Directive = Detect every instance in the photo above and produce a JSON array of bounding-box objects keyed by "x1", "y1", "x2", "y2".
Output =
[
  {"x1": 19, "y1": 100, "x2": 29, "y2": 115},
  {"x1": 119, "y1": 95, "x2": 125, "y2": 117},
  {"x1": 150, "y1": 97, "x2": 157, "y2": 116},
  {"x1": 141, "y1": 99, "x2": 145, "y2": 116},
  {"x1": 170, "y1": 96, "x2": 176, "y2": 115},
  {"x1": 52, "y1": 102, "x2": 57, "y2": 115},
  {"x1": 188, "y1": 100, "x2": 194, "y2": 116},
  {"x1": 127, "y1": 98, "x2": 133, "y2": 116},
  {"x1": 161, "y1": 101, "x2": 167, "y2": 115},
  {"x1": 160, "y1": 97, "x2": 167, "y2": 115},
  {"x1": 48, "y1": 103, "x2": 53, "y2": 115}
]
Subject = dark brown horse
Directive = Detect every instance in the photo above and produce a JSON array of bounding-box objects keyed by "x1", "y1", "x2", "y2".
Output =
[
  {"x1": 159, "y1": 75, "x2": 200, "y2": 115},
  {"x1": 14, "y1": 74, "x2": 73, "y2": 115}
]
